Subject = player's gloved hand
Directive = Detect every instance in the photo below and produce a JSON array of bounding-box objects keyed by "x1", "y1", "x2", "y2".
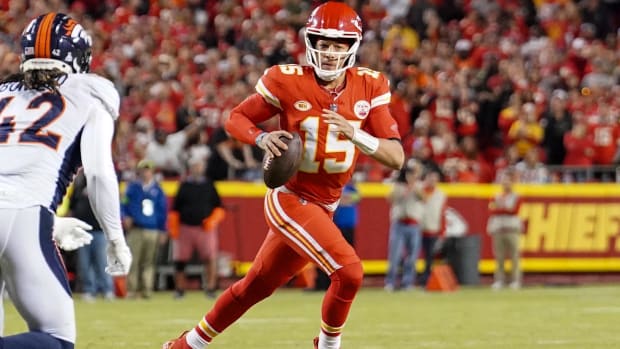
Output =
[
  {"x1": 105, "y1": 239, "x2": 132, "y2": 276},
  {"x1": 53, "y1": 216, "x2": 93, "y2": 251}
]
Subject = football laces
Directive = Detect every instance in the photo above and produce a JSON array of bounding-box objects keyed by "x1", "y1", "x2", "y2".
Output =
[{"x1": 263, "y1": 155, "x2": 273, "y2": 170}]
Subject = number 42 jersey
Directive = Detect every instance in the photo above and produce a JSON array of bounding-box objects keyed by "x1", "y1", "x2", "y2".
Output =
[
  {"x1": 256, "y1": 65, "x2": 401, "y2": 206},
  {"x1": 0, "y1": 73, "x2": 119, "y2": 211}
]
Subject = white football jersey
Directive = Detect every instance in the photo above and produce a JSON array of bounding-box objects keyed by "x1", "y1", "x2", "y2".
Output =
[{"x1": 0, "y1": 73, "x2": 119, "y2": 210}]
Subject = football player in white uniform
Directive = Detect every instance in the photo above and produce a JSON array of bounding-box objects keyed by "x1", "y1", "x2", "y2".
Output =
[{"x1": 0, "y1": 12, "x2": 132, "y2": 349}]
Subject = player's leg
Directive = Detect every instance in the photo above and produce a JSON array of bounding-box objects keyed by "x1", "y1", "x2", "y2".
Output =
[
  {"x1": 0, "y1": 207, "x2": 75, "y2": 349},
  {"x1": 170, "y1": 230, "x2": 307, "y2": 349},
  {"x1": 265, "y1": 189, "x2": 363, "y2": 349}
]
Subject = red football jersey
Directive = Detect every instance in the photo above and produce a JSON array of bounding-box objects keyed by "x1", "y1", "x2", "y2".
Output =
[{"x1": 253, "y1": 65, "x2": 400, "y2": 205}]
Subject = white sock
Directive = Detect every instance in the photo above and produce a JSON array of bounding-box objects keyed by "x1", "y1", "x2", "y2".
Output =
[
  {"x1": 318, "y1": 332, "x2": 341, "y2": 349},
  {"x1": 186, "y1": 329, "x2": 210, "y2": 349}
]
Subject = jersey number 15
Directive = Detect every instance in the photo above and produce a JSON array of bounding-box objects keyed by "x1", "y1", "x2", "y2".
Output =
[{"x1": 0, "y1": 92, "x2": 63, "y2": 150}]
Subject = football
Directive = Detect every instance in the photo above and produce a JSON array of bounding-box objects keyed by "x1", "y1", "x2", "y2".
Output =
[{"x1": 263, "y1": 132, "x2": 303, "y2": 189}]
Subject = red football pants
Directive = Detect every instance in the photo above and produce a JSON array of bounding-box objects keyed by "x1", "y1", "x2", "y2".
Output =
[{"x1": 204, "y1": 188, "x2": 363, "y2": 336}]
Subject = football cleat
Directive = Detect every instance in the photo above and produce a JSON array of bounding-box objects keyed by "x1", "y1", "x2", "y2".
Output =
[{"x1": 162, "y1": 331, "x2": 190, "y2": 349}]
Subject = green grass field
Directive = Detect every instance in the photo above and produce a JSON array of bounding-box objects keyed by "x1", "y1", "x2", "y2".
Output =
[{"x1": 4, "y1": 285, "x2": 619, "y2": 348}]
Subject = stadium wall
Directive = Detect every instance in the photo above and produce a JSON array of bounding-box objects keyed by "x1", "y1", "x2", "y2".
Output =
[{"x1": 153, "y1": 182, "x2": 620, "y2": 276}]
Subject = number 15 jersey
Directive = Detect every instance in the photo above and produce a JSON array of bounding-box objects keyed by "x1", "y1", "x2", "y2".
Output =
[
  {"x1": 0, "y1": 73, "x2": 119, "y2": 210},
  {"x1": 242, "y1": 64, "x2": 400, "y2": 206}
]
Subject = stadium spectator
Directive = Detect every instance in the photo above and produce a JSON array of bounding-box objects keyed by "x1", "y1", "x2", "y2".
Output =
[
  {"x1": 507, "y1": 102, "x2": 544, "y2": 158},
  {"x1": 419, "y1": 170, "x2": 447, "y2": 286},
  {"x1": 171, "y1": 156, "x2": 225, "y2": 299},
  {"x1": 515, "y1": 148, "x2": 549, "y2": 183},
  {"x1": 541, "y1": 90, "x2": 573, "y2": 166},
  {"x1": 487, "y1": 169, "x2": 523, "y2": 290},
  {"x1": 385, "y1": 159, "x2": 425, "y2": 291},
  {"x1": 145, "y1": 116, "x2": 205, "y2": 178},
  {"x1": 122, "y1": 159, "x2": 168, "y2": 299},
  {"x1": 563, "y1": 121, "x2": 595, "y2": 181}
]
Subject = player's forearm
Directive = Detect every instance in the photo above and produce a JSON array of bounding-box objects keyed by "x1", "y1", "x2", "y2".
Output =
[
  {"x1": 226, "y1": 94, "x2": 279, "y2": 144},
  {"x1": 86, "y1": 171, "x2": 124, "y2": 242},
  {"x1": 366, "y1": 138, "x2": 404, "y2": 170}
]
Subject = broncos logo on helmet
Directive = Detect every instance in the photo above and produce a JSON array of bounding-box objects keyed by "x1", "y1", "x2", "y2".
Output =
[{"x1": 20, "y1": 13, "x2": 92, "y2": 74}]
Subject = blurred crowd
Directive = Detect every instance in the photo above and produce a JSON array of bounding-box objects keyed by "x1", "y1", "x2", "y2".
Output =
[{"x1": 1, "y1": 0, "x2": 619, "y2": 183}]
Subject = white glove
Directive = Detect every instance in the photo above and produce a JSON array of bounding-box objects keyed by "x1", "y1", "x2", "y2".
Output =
[
  {"x1": 53, "y1": 217, "x2": 93, "y2": 251},
  {"x1": 105, "y1": 239, "x2": 132, "y2": 276}
]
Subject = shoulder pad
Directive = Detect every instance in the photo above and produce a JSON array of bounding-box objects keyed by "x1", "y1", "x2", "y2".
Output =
[{"x1": 79, "y1": 74, "x2": 121, "y2": 120}]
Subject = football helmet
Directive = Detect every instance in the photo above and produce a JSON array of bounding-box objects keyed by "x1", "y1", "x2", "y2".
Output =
[
  {"x1": 20, "y1": 13, "x2": 92, "y2": 74},
  {"x1": 304, "y1": 2, "x2": 362, "y2": 81}
]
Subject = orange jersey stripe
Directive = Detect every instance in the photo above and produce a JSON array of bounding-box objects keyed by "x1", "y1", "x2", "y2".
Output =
[
  {"x1": 265, "y1": 191, "x2": 336, "y2": 274},
  {"x1": 35, "y1": 13, "x2": 55, "y2": 58}
]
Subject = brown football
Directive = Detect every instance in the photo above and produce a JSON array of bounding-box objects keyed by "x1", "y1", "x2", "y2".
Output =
[{"x1": 263, "y1": 132, "x2": 303, "y2": 189}]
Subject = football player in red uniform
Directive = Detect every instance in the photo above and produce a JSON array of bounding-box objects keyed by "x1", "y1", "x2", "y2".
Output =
[{"x1": 163, "y1": 2, "x2": 404, "y2": 349}]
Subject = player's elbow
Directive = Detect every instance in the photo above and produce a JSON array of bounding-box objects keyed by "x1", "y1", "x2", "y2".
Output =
[
  {"x1": 84, "y1": 168, "x2": 117, "y2": 188},
  {"x1": 382, "y1": 141, "x2": 405, "y2": 170},
  {"x1": 224, "y1": 112, "x2": 237, "y2": 135}
]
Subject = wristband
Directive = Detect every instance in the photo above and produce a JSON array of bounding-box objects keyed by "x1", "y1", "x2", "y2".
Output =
[
  {"x1": 351, "y1": 128, "x2": 379, "y2": 155},
  {"x1": 255, "y1": 132, "x2": 268, "y2": 147}
]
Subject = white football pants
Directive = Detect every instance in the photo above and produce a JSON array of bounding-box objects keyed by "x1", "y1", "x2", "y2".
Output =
[{"x1": 0, "y1": 206, "x2": 75, "y2": 343}]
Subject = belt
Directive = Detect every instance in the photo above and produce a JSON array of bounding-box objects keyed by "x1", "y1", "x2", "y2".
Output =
[{"x1": 399, "y1": 217, "x2": 418, "y2": 225}]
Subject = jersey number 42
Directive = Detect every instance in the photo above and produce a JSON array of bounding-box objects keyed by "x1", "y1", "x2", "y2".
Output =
[{"x1": 0, "y1": 92, "x2": 63, "y2": 150}]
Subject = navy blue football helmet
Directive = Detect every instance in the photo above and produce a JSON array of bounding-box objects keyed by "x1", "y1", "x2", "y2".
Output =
[{"x1": 20, "y1": 13, "x2": 92, "y2": 74}]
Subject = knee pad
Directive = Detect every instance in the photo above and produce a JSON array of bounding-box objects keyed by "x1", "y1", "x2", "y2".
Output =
[
  {"x1": 330, "y1": 262, "x2": 363, "y2": 299},
  {"x1": 174, "y1": 261, "x2": 187, "y2": 273}
]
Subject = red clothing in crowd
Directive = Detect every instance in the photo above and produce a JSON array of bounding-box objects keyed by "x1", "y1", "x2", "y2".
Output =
[
  {"x1": 563, "y1": 132, "x2": 594, "y2": 166},
  {"x1": 589, "y1": 124, "x2": 620, "y2": 165}
]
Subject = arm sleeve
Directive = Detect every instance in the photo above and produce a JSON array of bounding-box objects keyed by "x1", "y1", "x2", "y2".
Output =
[
  {"x1": 225, "y1": 93, "x2": 280, "y2": 145},
  {"x1": 81, "y1": 105, "x2": 124, "y2": 242},
  {"x1": 363, "y1": 74, "x2": 401, "y2": 140}
]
